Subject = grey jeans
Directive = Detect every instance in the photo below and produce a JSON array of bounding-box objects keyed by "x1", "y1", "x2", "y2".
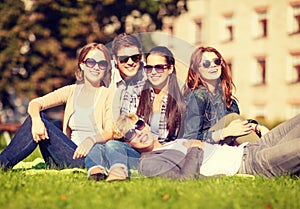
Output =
[{"x1": 238, "y1": 114, "x2": 300, "y2": 177}]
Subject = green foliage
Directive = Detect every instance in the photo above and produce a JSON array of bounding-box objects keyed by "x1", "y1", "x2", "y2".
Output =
[{"x1": 0, "y1": 0, "x2": 184, "y2": 104}]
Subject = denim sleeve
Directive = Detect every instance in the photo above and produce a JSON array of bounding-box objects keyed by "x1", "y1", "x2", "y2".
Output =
[
  {"x1": 183, "y1": 92, "x2": 206, "y2": 140},
  {"x1": 231, "y1": 99, "x2": 240, "y2": 114},
  {"x1": 200, "y1": 99, "x2": 240, "y2": 144}
]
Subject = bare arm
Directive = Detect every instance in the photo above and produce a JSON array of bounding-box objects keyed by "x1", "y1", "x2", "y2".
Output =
[{"x1": 27, "y1": 100, "x2": 49, "y2": 142}]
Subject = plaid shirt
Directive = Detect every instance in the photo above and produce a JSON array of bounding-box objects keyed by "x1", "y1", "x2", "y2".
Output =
[
  {"x1": 121, "y1": 82, "x2": 178, "y2": 144},
  {"x1": 109, "y1": 62, "x2": 146, "y2": 120}
]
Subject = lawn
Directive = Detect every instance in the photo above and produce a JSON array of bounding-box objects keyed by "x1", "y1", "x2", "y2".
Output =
[{"x1": 0, "y1": 137, "x2": 299, "y2": 209}]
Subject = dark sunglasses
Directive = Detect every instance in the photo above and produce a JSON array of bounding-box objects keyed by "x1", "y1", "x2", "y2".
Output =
[
  {"x1": 144, "y1": 64, "x2": 169, "y2": 74},
  {"x1": 124, "y1": 119, "x2": 146, "y2": 142},
  {"x1": 201, "y1": 58, "x2": 222, "y2": 68},
  {"x1": 117, "y1": 54, "x2": 141, "y2": 64},
  {"x1": 82, "y1": 58, "x2": 108, "y2": 70}
]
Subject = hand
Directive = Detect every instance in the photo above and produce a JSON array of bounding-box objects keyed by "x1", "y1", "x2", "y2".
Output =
[
  {"x1": 31, "y1": 117, "x2": 49, "y2": 142},
  {"x1": 222, "y1": 119, "x2": 253, "y2": 139},
  {"x1": 73, "y1": 137, "x2": 95, "y2": 159},
  {"x1": 183, "y1": 140, "x2": 205, "y2": 149}
]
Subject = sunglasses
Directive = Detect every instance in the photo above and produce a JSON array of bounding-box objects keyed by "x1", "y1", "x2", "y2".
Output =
[
  {"x1": 124, "y1": 119, "x2": 146, "y2": 142},
  {"x1": 82, "y1": 58, "x2": 108, "y2": 70},
  {"x1": 117, "y1": 54, "x2": 141, "y2": 64},
  {"x1": 201, "y1": 58, "x2": 222, "y2": 68},
  {"x1": 144, "y1": 64, "x2": 169, "y2": 74}
]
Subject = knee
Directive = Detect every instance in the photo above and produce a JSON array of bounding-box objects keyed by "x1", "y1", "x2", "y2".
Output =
[
  {"x1": 105, "y1": 140, "x2": 123, "y2": 150},
  {"x1": 227, "y1": 112, "x2": 242, "y2": 120},
  {"x1": 90, "y1": 144, "x2": 105, "y2": 153}
]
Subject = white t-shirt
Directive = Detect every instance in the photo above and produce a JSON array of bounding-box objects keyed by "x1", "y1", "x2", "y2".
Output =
[
  {"x1": 200, "y1": 142, "x2": 247, "y2": 176},
  {"x1": 68, "y1": 86, "x2": 102, "y2": 145},
  {"x1": 154, "y1": 139, "x2": 247, "y2": 177}
]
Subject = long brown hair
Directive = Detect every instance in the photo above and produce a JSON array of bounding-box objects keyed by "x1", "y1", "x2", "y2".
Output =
[
  {"x1": 136, "y1": 46, "x2": 186, "y2": 139},
  {"x1": 75, "y1": 43, "x2": 112, "y2": 87},
  {"x1": 183, "y1": 46, "x2": 237, "y2": 109}
]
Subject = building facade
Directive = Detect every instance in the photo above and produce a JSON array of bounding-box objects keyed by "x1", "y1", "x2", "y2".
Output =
[{"x1": 163, "y1": 0, "x2": 300, "y2": 123}]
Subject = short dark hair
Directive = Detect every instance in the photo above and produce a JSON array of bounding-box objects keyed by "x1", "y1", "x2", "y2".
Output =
[{"x1": 111, "y1": 33, "x2": 142, "y2": 57}]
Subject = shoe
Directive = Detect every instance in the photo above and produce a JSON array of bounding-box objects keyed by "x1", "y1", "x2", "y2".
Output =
[
  {"x1": 88, "y1": 167, "x2": 107, "y2": 181},
  {"x1": 89, "y1": 173, "x2": 107, "y2": 181},
  {"x1": 106, "y1": 166, "x2": 127, "y2": 182}
]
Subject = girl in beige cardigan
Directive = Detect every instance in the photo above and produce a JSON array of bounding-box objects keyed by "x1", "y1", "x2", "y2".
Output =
[{"x1": 0, "y1": 43, "x2": 114, "y2": 170}]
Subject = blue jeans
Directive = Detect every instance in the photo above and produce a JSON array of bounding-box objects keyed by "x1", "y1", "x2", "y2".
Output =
[
  {"x1": 0, "y1": 113, "x2": 84, "y2": 170},
  {"x1": 85, "y1": 140, "x2": 140, "y2": 176},
  {"x1": 239, "y1": 114, "x2": 300, "y2": 177}
]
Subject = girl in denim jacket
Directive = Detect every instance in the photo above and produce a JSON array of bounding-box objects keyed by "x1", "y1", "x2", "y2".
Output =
[{"x1": 182, "y1": 47, "x2": 261, "y2": 145}]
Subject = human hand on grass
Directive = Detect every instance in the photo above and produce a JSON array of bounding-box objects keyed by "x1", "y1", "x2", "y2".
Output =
[
  {"x1": 73, "y1": 137, "x2": 95, "y2": 159},
  {"x1": 31, "y1": 116, "x2": 49, "y2": 142}
]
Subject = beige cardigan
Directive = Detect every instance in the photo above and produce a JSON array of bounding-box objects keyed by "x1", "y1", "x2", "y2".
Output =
[{"x1": 29, "y1": 84, "x2": 114, "y2": 141}]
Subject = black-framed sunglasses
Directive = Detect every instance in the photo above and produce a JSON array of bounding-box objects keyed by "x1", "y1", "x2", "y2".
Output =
[
  {"x1": 82, "y1": 58, "x2": 108, "y2": 70},
  {"x1": 144, "y1": 64, "x2": 169, "y2": 74},
  {"x1": 201, "y1": 58, "x2": 222, "y2": 68},
  {"x1": 124, "y1": 119, "x2": 146, "y2": 142},
  {"x1": 117, "y1": 54, "x2": 141, "y2": 64}
]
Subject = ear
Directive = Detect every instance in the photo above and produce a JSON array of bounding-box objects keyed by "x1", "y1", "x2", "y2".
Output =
[{"x1": 79, "y1": 63, "x2": 84, "y2": 71}]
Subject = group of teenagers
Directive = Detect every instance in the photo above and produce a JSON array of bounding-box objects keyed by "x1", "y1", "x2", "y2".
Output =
[{"x1": 0, "y1": 33, "x2": 299, "y2": 181}]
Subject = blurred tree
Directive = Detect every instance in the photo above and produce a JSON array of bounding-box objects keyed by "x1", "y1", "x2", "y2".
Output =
[{"x1": 0, "y1": 0, "x2": 186, "y2": 116}]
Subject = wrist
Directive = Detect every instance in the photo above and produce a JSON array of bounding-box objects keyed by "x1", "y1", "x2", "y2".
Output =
[
  {"x1": 89, "y1": 136, "x2": 96, "y2": 143},
  {"x1": 255, "y1": 124, "x2": 262, "y2": 137}
]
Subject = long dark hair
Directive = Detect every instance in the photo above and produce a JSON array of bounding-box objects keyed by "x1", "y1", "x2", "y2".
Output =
[
  {"x1": 136, "y1": 46, "x2": 186, "y2": 139},
  {"x1": 183, "y1": 46, "x2": 237, "y2": 109}
]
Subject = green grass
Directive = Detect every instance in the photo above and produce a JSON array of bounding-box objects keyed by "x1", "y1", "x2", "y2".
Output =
[
  {"x1": 0, "y1": 172, "x2": 299, "y2": 209},
  {"x1": 1, "y1": 137, "x2": 300, "y2": 209}
]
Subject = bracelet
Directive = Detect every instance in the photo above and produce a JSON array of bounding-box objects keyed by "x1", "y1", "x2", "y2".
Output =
[
  {"x1": 254, "y1": 124, "x2": 262, "y2": 137},
  {"x1": 254, "y1": 124, "x2": 259, "y2": 132}
]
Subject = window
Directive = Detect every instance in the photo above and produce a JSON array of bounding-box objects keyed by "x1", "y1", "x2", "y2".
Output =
[
  {"x1": 220, "y1": 13, "x2": 234, "y2": 42},
  {"x1": 286, "y1": 52, "x2": 300, "y2": 83},
  {"x1": 288, "y1": 1, "x2": 300, "y2": 34},
  {"x1": 251, "y1": 57, "x2": 266, "y2": 85},
  {"x1": 194, "y1": 18, "x2": 203, "y2": 44},
  {"x1": 226, "y1": 59, "x2": 233, "y2": 77},
  {"x1": 253, "y1": 7, "x2": 268, "y2": 38}
]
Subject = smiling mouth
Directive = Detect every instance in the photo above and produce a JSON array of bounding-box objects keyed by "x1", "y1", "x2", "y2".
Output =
[
  {"x1": 150, "y1": 75, "x2": 160, "y2": 80},
  {"x1": 140, "y1": 134, "x2": 149, "y2": 143},
  {"x1": 90, "y1": 69, "x2": 101, "y2": 76},
  {"x1": 125, "y1": 66, "x2": 137, "y2": 71},
  {"x1": 208, "y1": 69, "x2": 218, "y2": 73}
]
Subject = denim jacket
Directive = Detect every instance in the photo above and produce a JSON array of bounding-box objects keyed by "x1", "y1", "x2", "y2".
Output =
[{"x1": 183, "y1": 86, "x2": 239, "y2": 143}]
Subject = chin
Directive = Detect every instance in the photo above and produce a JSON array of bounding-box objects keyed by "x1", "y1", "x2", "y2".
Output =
[{"x1": 138, "y1": 144, "x2": 154, "y2": 153}]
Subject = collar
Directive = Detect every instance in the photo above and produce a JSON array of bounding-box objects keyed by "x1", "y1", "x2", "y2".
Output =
[{"x1": 109, "y1": 62, "x2": 146, "y2": 88}]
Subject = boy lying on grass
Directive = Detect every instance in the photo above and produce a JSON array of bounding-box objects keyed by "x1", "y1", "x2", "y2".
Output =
[{"x1": 113, "y1": 113, "x2": 300, "y2": 179}]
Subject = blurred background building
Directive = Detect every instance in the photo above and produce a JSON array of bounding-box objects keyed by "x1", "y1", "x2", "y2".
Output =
[{"x1": 159, "y1": 0, "x2": 300, "y2": 123}]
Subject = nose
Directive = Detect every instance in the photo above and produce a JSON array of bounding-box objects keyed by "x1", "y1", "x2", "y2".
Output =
[
  {"x1": 127, "y1": 57, "x2": 135, "y2": 64},
  {"x1": 148, "y1": 67, "x2": 157, "y2": 74}
]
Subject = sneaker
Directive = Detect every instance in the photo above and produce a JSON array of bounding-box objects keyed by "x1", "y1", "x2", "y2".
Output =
[{"x1": 106, "y1": 166, "x2": 127, "y2": 182}]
